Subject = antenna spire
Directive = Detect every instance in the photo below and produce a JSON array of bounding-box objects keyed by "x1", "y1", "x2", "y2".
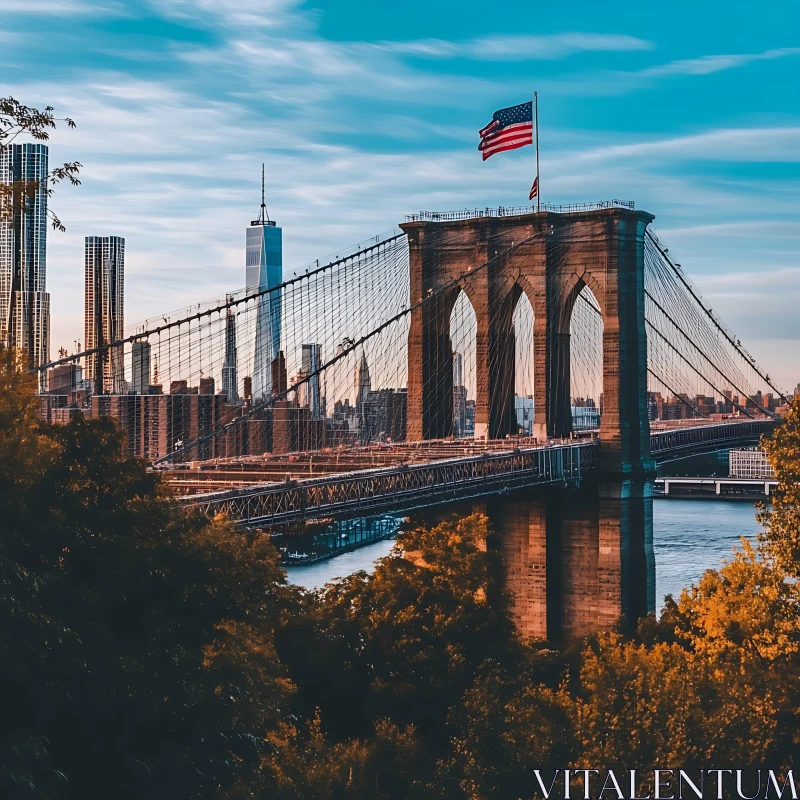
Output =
[
  {"x1": 257, "y1": 163, "x2": 270, "y2": 224},
  {"x1": 251, "y1": 163, "x2": 274, "y2": 226}
]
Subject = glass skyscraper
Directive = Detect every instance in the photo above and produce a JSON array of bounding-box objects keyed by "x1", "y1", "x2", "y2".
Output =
[
  {"x1": 85, "y1": 236, "x2": 125, "y2": 394},
  {"x1": 0, "y1": 143, "x2": 50, "y2": 369},
  {"x1": 246, "y1": 175, "x2": 282, "y2": 401}
]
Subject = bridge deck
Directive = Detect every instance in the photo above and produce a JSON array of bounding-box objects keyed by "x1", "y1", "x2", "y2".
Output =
[
  {"x1": 173, "y1": 420, "x2": 776, "y2": 527},
  {"x1": 178, "y1": 440, "x2": 596, "y2": 527}
]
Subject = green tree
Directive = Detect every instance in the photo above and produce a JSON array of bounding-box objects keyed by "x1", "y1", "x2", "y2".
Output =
[
  {"x1": 0, "y1": 351, "x2": 296, "y2": 798},
  {"x1": 760, "y1": 395, "x2": 800, "y2": 576},
  {"x1": 279, "y1": 515, "x2": 523, "y2": 748}
]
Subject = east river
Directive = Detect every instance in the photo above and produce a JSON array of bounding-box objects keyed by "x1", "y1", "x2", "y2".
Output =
[{"x1": 285, "y1": 499, "x2": 763, "y2": 613}]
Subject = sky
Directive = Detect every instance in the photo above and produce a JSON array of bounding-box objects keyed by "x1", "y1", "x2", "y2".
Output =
[{"x1": 3, "y1": 0, "x2": 800, "y2": 388}]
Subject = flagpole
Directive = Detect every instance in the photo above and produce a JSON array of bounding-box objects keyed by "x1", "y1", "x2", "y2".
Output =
[{"x1": 534, "y1": 91, "x2": 540, "y2": 213}]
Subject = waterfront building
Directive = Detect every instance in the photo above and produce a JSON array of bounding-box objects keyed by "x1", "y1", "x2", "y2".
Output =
[
  {"x1": 221, "y1": 301, "x2": 238, "y2": 401},
  {"x1": 729, "y1": 447, "x2": 775, "y2": 479},
  {"x1": 85, "y1": 236, "x2": 125, "y2": 394},
  {"x1": 246, "y1": 167, "x2": 282, "y2": 401},
  {"x1": 572, "y1": 405, "x2": 600, "y2": 430},
  {"x1": 0, "y1": 143, "x2": 50, "y2": 369}
]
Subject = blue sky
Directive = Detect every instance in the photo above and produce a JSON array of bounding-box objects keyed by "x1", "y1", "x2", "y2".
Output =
[{"x1": 4, "y1": 0, "x2": 800, "y2": 386}]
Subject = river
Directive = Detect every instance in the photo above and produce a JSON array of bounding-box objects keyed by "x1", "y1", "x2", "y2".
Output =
[{"x1": 285, "y1": 499, "x2": 763, "y2": 613}]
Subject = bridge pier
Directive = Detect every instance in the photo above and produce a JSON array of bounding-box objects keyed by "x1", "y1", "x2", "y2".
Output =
[
  {"x1": 422, "y1": 480, "x2": 656, "y2": 641},
  {"x1": 492, "y1": 481, "x2": 654, "y2": 640}
]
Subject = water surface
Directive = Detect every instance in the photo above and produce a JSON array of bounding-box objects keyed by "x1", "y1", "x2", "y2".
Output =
[{"x1": 286, "y1": 499, "x2": 763, "y2": 613}]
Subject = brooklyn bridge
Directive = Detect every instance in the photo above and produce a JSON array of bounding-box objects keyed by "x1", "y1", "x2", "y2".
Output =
[{"x1": 37, "y1": 202, "x2": 785, "y2": 639}]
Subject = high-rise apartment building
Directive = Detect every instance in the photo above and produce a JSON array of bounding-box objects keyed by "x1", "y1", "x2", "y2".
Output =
[
  {"x1": 247, "y1": 167, "x2": 282, "y2": 401},
  {"x1": 301, "y1": 343, "x2": 321, "y2": 419},
  {"x1": 85, "y1": 236, "x2": 125, "y2": 394},
  {"x1": 0, "y1": 143, "x2": 50, "y2": 369}
]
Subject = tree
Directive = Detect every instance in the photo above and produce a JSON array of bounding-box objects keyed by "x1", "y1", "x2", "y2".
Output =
[
  {"x1": 0, "y1": 351, "x2": 297, "y2": 798},
  {"x1": 278, "y1": 515, "x2": 524, "y2": 748},
  {"x1": 760, "y1": 395, "x2": 800, "y2": 576},
  {"x1": 0, "y1": 97, "x2": 81, "y2": 231}
]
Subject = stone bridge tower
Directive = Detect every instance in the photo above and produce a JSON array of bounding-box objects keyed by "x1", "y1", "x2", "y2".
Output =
[{"x1": 400, "y1": 206, "x2": 655, "y2": 478}]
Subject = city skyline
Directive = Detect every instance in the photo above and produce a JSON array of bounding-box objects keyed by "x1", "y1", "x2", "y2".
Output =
[{"x1": 2, "y1": 1, "x2": 799, "y2": 390}]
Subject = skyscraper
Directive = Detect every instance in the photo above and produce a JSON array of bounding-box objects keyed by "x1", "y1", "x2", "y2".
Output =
[
  {"x1": 222, "y1": 300, "x2": 238, "y2": 401},
  {"x1": 131, "y1": 340, "x2": 151, "y2": 394},
  {"x1": 355, "y1": 352, "x2": 371, "y2": 407},
  {"x1": 453, "y1": 351, "x2": 463, "y2": 388},
  {"x1": 247, "y1": 166, "x2": 282, "y2": 401},
  {"x1": 85, "y1": 236, "x2": 125, "y2": 394},
  {"x1": 0, "y1": 143, "x2": 50, "y2": 369},
  {"x1": 354, "y1": 353, "x2": 372, "y2": 444},
  {"x1": 453, "y1": 351, "x2": 467, "y2": 437},
  {"x1": 301, "y1": 343, "x2": 321, "y2": 419}
]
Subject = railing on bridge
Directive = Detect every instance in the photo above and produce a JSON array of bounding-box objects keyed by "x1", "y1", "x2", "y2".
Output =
[
  {"x1": 176, "y1": 419, "x2": 778, "y2": 526},
  {"x1": 650, "y1": 419, "x2": 775, "y2": 460},
  {"x1": 405, "y1": 200, "x2": 635, "y2": 223},
  {"x1": 181, "y1": 440, "x2": 597, "y2": 527}
]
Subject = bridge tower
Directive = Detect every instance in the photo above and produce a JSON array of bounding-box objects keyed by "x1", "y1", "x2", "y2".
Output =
[{"x1": 401, "y1": 207, "x2": 655, "y2": 478}]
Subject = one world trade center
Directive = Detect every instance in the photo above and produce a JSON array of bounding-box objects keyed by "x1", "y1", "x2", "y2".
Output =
[{"x1": 246, "y1": 166, "x2": 282, "y2": 401}]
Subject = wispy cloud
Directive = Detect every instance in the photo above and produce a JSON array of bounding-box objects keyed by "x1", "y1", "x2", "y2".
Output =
[
  {"x1": 637, "y1": 46, "x2": 800, "y2": 78},
  {"x1": 146, "y1": 0, "x2": 306, "y2": 29},
  {"x1": 2, "y1": 0, "x2": 127, "y2": 14},
  {"x1": 372, "y1": 32, "x2": 653, "y2": 61},
  {"x1": 567, "y1": 127, "x2": 800, "y2": 164}
]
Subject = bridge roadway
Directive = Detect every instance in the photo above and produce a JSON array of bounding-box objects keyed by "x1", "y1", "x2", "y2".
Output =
[{"x1": 173, "y1": 419, "x2": 776, "y2": 528}]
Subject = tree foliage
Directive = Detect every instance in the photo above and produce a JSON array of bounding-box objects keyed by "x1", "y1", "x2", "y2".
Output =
[
  {"x1": 0, "y1": 350, "x2": 295, "y2": 798},
  {"x1": 1, "y1": 355, "x2": 799, "y2": 798},
  {"x1": 760, "y1": 395, "x2": 800, "y2": 576}
]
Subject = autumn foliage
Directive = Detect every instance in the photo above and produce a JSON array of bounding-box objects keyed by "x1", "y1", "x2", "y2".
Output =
[{"x1": 1, "y1": 352, "x2": 798, "y2": 799}]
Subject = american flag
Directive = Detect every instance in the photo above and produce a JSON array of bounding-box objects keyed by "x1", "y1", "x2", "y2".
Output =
[
  {"x1": 478, "y1": 101, "x2": 533, "y2": 161},
  {"x1": 529, "y1": 176, "x2": 539, "y2": 200}
]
